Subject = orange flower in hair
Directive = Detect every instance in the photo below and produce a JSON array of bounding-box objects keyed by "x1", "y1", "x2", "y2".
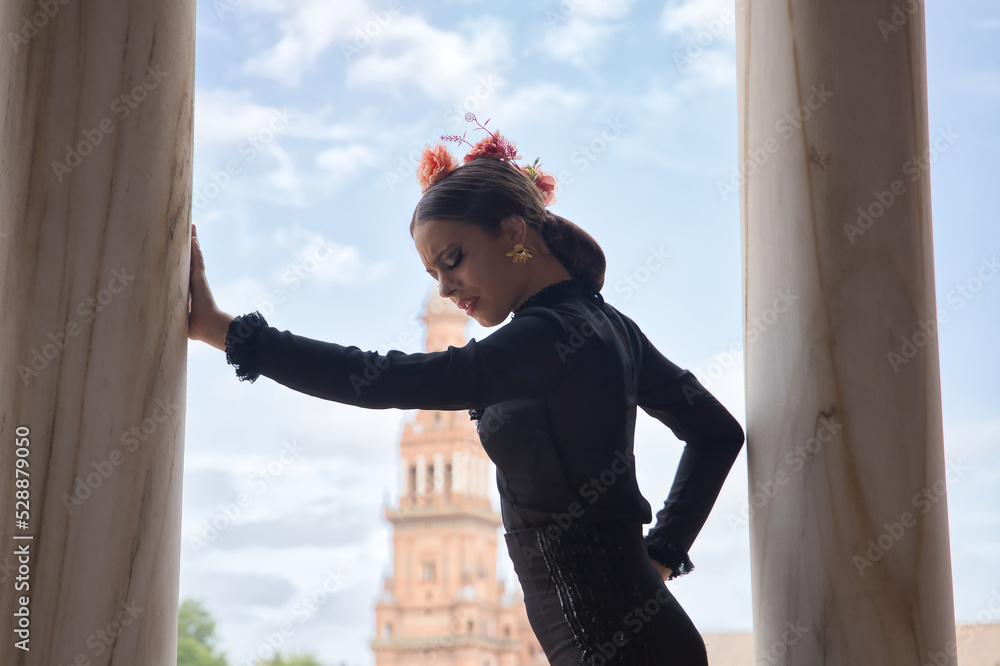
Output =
[{"x1": 416, "y1": 143, "x2": 458, "y2": 193}]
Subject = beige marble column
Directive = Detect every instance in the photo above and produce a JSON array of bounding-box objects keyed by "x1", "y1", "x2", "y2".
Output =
[
  {"x1": 0, "y1": 1, "x2": 194, "y2": 664},
  {"x1": 736, "y1": 1, "x2": 957, "y2": 663}
]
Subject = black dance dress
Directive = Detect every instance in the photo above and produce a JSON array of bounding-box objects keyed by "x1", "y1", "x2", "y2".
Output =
[{"x1": 224, "y1": 278, "x2": 745, "y2": 665}]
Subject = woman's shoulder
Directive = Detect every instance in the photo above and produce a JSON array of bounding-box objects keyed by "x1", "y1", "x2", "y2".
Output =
[
  {"x1": 596, "y1": 297, "x2": 639, "y2": 325},
  {"x1": 498, "y1": 302, "x2": 574, "y2": 341}
]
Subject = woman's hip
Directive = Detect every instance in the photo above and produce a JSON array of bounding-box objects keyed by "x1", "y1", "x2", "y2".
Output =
[{"x1": 503, "y1": 521, "x2": 708, "y2": 665}]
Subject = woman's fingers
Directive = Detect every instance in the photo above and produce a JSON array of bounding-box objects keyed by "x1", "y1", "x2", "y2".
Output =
[
  {"x1": 189, "y1": 226, "x2": 213, "y2": 299},
  {"x1": 188, "y1": 224, "x2": 218, "y2": 341},
  {"x1": 187, "y1": 224, "x2": 234, "y2": 349},
  {"x1": 190, "y1": 224, "x2": 205, "y2": 273},
  {"x1": 188, "y1": 229, "x2": 200, "y2": 340}
]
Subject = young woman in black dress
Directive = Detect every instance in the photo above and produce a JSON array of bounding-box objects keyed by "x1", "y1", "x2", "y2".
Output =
[{"x1": 188, "y1": 127, "x2": 745, "y2": 665}]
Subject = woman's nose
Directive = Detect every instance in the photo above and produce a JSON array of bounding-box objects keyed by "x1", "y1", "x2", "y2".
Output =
[{"x1": 438, "y1": 272, "x2": 463, "y2": 298}]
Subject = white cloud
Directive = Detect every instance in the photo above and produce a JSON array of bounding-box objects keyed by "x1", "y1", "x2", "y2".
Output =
[
  {"x1": 239, "y1": 0, "x2": 513, "y2": 100},
  {"x1": 315, "y1": 143, "x2": 378, "y2": 182},
  {"x1": 214, "y1": 275, "x2": 271, "y2": 315},
  {"x1": 542, "y1": 18, "x2": 615, "y2": 67},
  {"x1": 210, "y1": 231, "x2": 388, "y2": 320},
  {"x1": 944, "y1": 418, "x2": 1000, "y2": 460},
  {"x1": 192, "y1": 89, "x2": 304, "y2": 203},
  {"x1": 542, "y1": 0, "x2": 635, "y2": 67},
  {"x1": 265, "y1": 143, "x2": 306, "y2": 205},
  {"x1": 263, "y1": 227, "x2": 391, "y2": 285},
  {"x1": 486, "y1": 83, "x2": 588, "y2": 126},
  {"x1": 636, "y1": 78, "x2": 683, "y2": 116},
  {"x1": 241, "y1": 0, "x2": 371, "y2": 84},
  {"x1": 560, "y1": 0, "x2": 636, "y2": 21},
  {"x1": 194, "y1": 88, "x2": 297, "y2": 146},
  {"x1": 660, "y1": 0, "x2": 737, "y2": 83},
  {"x1": 345, "y1": 16, "x2": 512, "y2": 101},
  {"x1": 284, "y1": 235, "x2": 390, "y2": 285},
  {"x1": 279, "y1": 106, "x2": 382, "y2": 141},
  {"x1": 660, "y1": 0, "x2": 737, "y2": 39},
  {"x1": 684, "y1": 48, "x2": 736, "y2": 87}
]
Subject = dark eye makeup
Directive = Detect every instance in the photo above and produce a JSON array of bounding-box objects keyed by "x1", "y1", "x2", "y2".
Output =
[{"x1": 426, "y1": 247, "x2": 463, "y2": 280}]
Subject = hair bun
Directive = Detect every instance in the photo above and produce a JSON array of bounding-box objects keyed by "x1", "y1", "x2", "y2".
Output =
[{"x1": 542, "y1": 212, "x2": 606, "y2": 292}]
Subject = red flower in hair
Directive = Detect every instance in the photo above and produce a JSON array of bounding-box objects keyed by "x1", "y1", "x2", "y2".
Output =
[
  {"x1": 416, "y1": 143, "x2": 458, "y2": 193},
  {"x1": 442, "y1": 114, "x2": 520, "y2": 164},
  {"x1": 463, "y1": 131, "x2": 520, "y2": 163}
]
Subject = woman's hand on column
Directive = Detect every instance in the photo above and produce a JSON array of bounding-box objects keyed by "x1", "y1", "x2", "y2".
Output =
[
  {"x1": 188, "y1": 223, "x2": 234, "y2": 352},
  {"x1": 650, "y1": 558, "x2": 673, "y2": 582}
]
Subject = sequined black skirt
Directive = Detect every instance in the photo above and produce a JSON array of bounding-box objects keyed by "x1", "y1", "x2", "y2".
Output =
[{"x1": 503, "y1": 522, "x2": 708, "y2": 666}]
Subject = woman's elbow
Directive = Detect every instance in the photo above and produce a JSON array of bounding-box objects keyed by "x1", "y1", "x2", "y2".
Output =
[{"x1": 724, "y1": 416, "x2": 746, "y2": 457}]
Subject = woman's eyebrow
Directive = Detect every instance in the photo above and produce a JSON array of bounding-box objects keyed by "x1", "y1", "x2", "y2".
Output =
[
  {"x1": 424, "y1": 243, "x2": 458, "y2": 276},
  {"x1": 433, "y1": 243, "x2": 458, "y2": 263}
]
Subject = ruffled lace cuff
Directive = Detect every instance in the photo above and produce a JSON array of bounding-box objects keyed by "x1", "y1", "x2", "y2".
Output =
[
  {"x1": 644, "y1": 534, "x2": 695, "y2": 580},
  {"x1": 225, "y1": 311, "x2": 269, "y2": 383}
]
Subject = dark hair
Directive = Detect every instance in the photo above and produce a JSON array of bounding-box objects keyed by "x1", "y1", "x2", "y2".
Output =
[{"x1": 410, "y1": 158, "x2": 606, "y2": 292}]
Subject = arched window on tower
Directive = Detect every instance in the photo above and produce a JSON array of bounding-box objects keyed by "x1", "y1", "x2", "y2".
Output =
[
  {"x1": 408, "y1": 465, "x2": 416, "y2": 502},
  {"x1": 444, "y1": 463, "x2": 452, "y2": 502},
  {"x1": 382, "y1": 622, "x2": 392, "y2": 638}
]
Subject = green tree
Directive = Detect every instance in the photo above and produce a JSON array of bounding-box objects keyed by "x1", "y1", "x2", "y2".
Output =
[
  {"x1": 177, "y1": 598, "x2": 229, "y2": 666},
  {"x1": 254, "y1": 653, "x2": 333, "y2": 666}
]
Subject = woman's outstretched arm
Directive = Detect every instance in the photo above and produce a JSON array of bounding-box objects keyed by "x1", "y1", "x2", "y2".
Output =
[
  {"x1": 187, "y1": 225, "x2": 577, "y2": 411},
  {"x1": 220, "y1": 309, "x2": 574, "y2": 411}
]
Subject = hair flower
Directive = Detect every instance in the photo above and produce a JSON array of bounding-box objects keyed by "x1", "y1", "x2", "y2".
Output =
[
  {"x1": 520, "y1": 158, "x2": 557, "y2": 206},
  {"x1": 416, "y1": 143, "x2": 458, "y2": 193},
  {"x1": 463, "y1": 131, "x2": 520, "y2": 163},
  {"x1": 422, "y1": 113, "x2": 558, "y2": 206}
]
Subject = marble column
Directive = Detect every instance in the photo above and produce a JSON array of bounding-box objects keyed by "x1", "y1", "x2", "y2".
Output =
[
  {"x1": 0, "y1": 1, "x2": 194, "y2": 664},
  {"x1": 736, "y1": 1, "x2": 957, "y2": 663}
]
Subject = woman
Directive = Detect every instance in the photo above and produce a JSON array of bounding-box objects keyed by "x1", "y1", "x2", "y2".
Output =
[{"x1": 188, "y1": 127, "x2": 745, "y2": 665}]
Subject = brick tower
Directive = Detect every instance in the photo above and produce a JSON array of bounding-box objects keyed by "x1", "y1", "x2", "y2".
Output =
[{"x1": 371, "y1": 287, "x2": 545, "y2": 666}]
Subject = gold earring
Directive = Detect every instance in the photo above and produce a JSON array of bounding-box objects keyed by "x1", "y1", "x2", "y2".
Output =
[{"x1": 506, "y1": 243, "x2": 534, "y2": 264}]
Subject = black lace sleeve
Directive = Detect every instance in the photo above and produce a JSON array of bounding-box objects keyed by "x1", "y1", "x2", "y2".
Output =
[
  {"x1": 217, "y1": 306, "x2": 574, "y2": 410},
  {"x1": 225, "y1": 311, "x2": 269, "y2": 383},
  {"x1": 644, "y1": 534, "x2": 695, "y2": 580}
]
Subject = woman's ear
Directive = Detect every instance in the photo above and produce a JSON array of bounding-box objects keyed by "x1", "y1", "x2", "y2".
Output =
[{"x1": 500, "y1": 215, "x2": 527, "y2": 245}]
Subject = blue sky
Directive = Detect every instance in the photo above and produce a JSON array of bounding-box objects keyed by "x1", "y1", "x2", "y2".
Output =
[{"x1": 182, "y1": 1, "x2": 1000, "y2": 663}]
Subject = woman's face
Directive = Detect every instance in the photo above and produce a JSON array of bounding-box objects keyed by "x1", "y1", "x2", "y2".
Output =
[{"x1": 413, "y1": 217, "x2": 526, "y2": 327}]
